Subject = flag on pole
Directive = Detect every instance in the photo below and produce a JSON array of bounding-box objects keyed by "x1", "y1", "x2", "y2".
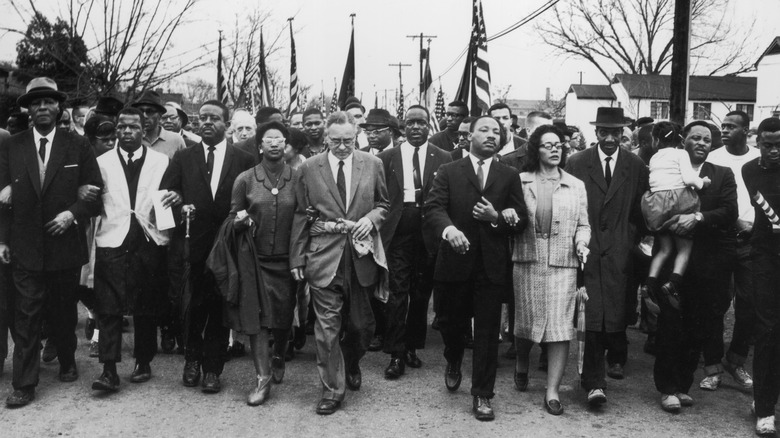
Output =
[
  {"x1": 217, "y1": 32, "x2": 228, "y2": 105},
  {"x1": 434, "y1": 85, "x2": 446, "y2": 121},
  {"x1": 300, "y1": 91, "x2": 307, "y2": 111},
  {"x1": 330, "y1": 86, "x2": 339, "y2": 114},
  {"x1": 257, "y1": 28, "x2": 273, "y2": 108},
  {"x1": 397, "y1": 85, "x2": 405, "y2": 120},
  {"x1": 337, "y1": 17, "x2": 356, "y2": 110},
  {"x1": 422, "y1": 48, "x2": 433, "y2": 107},
  {"x1": 288, "y1": 21, "x2": 299, "y2": 116},
  {"x1": 456, "y1": 0, "x2": 491, "y2": 116}
]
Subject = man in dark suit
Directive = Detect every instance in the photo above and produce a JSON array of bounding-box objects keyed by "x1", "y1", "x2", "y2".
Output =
[
  {"x1": 489, "y1": 103, "x2": 526, "y2": 157},
  {"x1": 450, "y1": 118, "x2": 473, "y2": 161},
  {"x1": 377, "y1": 105, "x2": 452, "y2": 380},
  {"x1": 424, "y1": 115, "x2": 527, "y2": 421},
  {"x1": 565, "y1": 107, "x2": 649, "y2": 407},
  {"x1": 160, "y1": 100, "x2": 254, "y2": 394},
  {"x1": 359, "y1": 108, "x2": 397, "y2": 156},
  {"x1": 652, "y1": 120, "x2": 738, "y2": 412},
  {"x1": 0, "y1": 77, "x2": 103, "y2": 406},
  {"x1": 428, "y1": 101, "x2": 468, "y2": 152},
  {"x1": 290, "y1": 111, "x2": 389, "y2": 415}
]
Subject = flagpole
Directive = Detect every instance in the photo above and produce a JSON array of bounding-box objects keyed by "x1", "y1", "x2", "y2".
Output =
[{"x1": 288, "y1": 17, "x2": 299, "y2": 117}]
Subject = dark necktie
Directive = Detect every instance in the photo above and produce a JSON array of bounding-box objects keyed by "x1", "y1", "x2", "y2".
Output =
[
  {"x1": 477, "y1": 160, "x2": 485, "y2": 192},
  {"x1": 39, "y1": 138, "x2": 48, "y2": 163},
  {"x1": 337, "y1": 160, "x2": 347, "y2": 206},
  {"x1": 412, "y1": 147, "x2": 422, "y2": 204},
  {"x1": 604, "y1": 156, "x2": 612, "y2": 186},
  {"x1": 207, "y1": 145, "x2": 215, "y2": 177},
  {"x1": 127, "y1": 150, "x2": 134, "y2": 166}
]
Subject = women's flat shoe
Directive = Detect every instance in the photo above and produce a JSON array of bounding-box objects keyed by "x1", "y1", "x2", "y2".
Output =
[
  {"x1": 247, "y1": 375, "x2": 271, "y2": 406},
  {"x1": 514, "y1": 371, "x2": 529, "y2": 392},
  {"x1": 544, "y1": 396, "x2": 564, "y2": 415}
]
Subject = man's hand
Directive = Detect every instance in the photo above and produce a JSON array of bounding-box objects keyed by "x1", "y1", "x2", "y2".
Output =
[
  {"x1": 472, "y1": 197, "x2": 498, "y2": 223},
  {"x1": 233, "y1": 214, "x2": 253, "y2": 231},
  {"x1": 291, "y1": 267, "x2": 305, "y2": 282},
  {"x1": 445, "y1": 228, "x2": 470, "y2": 255},
  {"x1": 181, "y1": 204, "x2": 196, "y2": 223},
  {"x1": 501, "y1": 208, "x2": 519, "y2": 226},
  {"x1": 45, "y1": 211, "x2": 76, "y2": 236},
  {"x1": 351, "y1": 217, "x2": 374, "y2": 241},
  {"x1": 161, "y1": 190, "x2": 183, "y2": 208},
  {"x1": 0, "y1": 185, "x2": 12, "y2": 206},
  {"x1": 672, "y1": 213, "x2": 698, "y2": 236},
  {"x1": 0, "y1": 243, "x2": 10, "y2": 264},
  {"x1": 78, "y1": 184, "x2": 101, "y2": 202}
]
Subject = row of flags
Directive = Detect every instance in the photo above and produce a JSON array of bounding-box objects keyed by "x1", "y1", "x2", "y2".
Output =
[{"x1": 215, "y1": 0, "x2": 491, "y2": 119}]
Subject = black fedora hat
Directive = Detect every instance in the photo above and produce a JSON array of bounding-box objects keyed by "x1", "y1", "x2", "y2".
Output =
[
  {"x1": 359, "y1": 108, "x2": 398, "y2": 131},
  {"x1": 94, "y1": 96, "x2": 125, "y2": 117},
  {"x1": 131, "y1": 90, "x2": 167, "y2": 114},
  {"x1": 17, "y1": 77, "x2": 68, "y2": 107},
  {"x1": 590, "y1": 107, "x2": 631, "y2": 128}
]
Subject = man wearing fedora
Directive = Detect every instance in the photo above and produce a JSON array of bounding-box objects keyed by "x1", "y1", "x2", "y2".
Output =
[
  {"x1": 93, "y1": 96, "x2": 125, "y2": 122},
  {"x1": 163, "y1": 101, "x2": 201, "y2": 148},
  {"x1": 565, "y1": 107, "x2": 648, "y2": 407},
  {"x1": 359, "y1": 109, "x2": 398, "y2": 156},
  {"x1": 131, "y1": 90, "x2": 185, "y2": 159},
  {"x1": 0, "y1": 77, "x2": 103, "y2": 406}
]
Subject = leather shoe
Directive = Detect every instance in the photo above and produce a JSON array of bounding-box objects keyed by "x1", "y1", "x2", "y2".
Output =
[
  {"x1": 316, "y1": 398, "x2": 341, "y2": 415},
  {"x1": 88, "y1": 341, "x2": 99, "y2": 358},
  {"x1": 160, "y1": 332, "x2": 176, "y2": 354},
  {"x1": 182, "y1": 360, "x2": 201, "y2": 387},
  {"x1": 92, "y1": 370, "x2": 120, "y2": 392},
  {"x1": 293, "y1": 326, "x2": 307, "y2": 350},
  {"x1": 247, "y1": 375, "x2": 271, "y2": 406},
  {"x1": 130, "y1": 362, "x2": 151, "y2": 383},
  {"x1": 271, "y1": 354, "x2": 285, "y2": 384},
  {"x1": 6, "y1": 388, "x2": 35, "y2": 407},
  {"x1": 201, "y1": 372, "x2": 221, "y2": 393},
  {"x1": 404, "y1": 350, "x2": 422, "y2": 368},
  {"x1": 368, "y1": 335, "x2": 383, "y2": 352},
  {"x1": 607, "y1": 363, "x2": 625, "y2": 380},
  {"x1": 472, "y1": 396, "x2": 495, "y2": 421},
  {"x1": 445, "y1": 359, "x2": 462, "y2": 392},
  {"x1": 384, "y1": 357, "x2": 405, "y2": 380},
  {"x1": 346, "y1": 364, "x2": 362, "y2": 390},
  {"x1": 514, "y1": 371, "x2": 529, "y2": 392},
  {"x1": 58, "y1": 363, "x2": 78, "y2": 382},
  {"x1": 544, "y1": 396, "x2": 564, "y2": 415},
  {"x1": 41, "y1": 339, "x2": 57, "y2": 363},
  {"x1": 84, "y1": 317, "x2": 96, "y2": 341}
]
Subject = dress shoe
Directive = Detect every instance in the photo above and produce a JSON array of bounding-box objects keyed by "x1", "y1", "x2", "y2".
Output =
[
  {"x1": 346, "y1": 364, "x2": 362, "y2": 390},
  {"x1": 514, "y1": 371, "x2": 529, "y2": 392},
  {"x1": 676, "y1": 393, "x2": 694, "y2": 407},
  {"x1": 58, "y1": 363, "x2": 79, "y2": 382},
  {"x1": 661, "y1": 394, "x2": 681, "y2": 413},
  {"x1": 160, "y1": 332, "x2": 176, "y2": 354},
  {"x1": 84, "y1": 317, "x2": 96, "y2": 341},
  {"x1": 544, "y1": 396, "x2": 564, "y2": 415},
  {"x1": 88, "y1": 341, "x2": 99, "y2": 358},
  {"x1": 445, "y1": 360, "x2": 462, "y2": 392},
  {"x1": 201, "y1": 372, "x2": 221, "y2": 393},
  {"x1": 293, "y1": 326, "x2": 307, "y2": 350},
  {"x1": 182, "y1": 360, "x2": 201, "y2": 387},
  {"x1": 316, "y1": 398, "x2": 341, "y2": 415},
  {"x1": 247, "y1": 375, "x2": 271, "y2": 406},
  {"x1": 92, "y1": 370, "x2": 120, "y2": 392},
  {"x1": 6, "y1": 388, "x2": 34, "y2": 407},
  {"x1": 472, "y1": 396, "x2": 495, "y2": 421},
  {"x1": 41, "y1": 339, "x2": 57, "y2": 363},
  {"x1": 368, "y1": 335, "x2": 384, "y2": 352},
  {"x1": 660, "y1": 281, "x2": 681, "y2": 310},
  {"x1": 587, "y1": 388, "x2": 607, "y2": 406},
  {"x1": 607, "y1": 363, "x2": 625, "y2": 379},
  {"x1": 130, "y1": 362, "x2": 152, "y2": 383},
  {"x1": 271, "y1": 354, "x2": 285, "y2": 384},
  {"x1": 404, "y1": 350, "x2": 422, "y2": 368},
  {"x1": 384, "y1": 357, "x2": 405, "y2": 379}
]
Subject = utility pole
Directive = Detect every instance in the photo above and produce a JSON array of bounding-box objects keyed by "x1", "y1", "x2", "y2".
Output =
[
  {"x1": 669, "y1": 0, "x2": 691, "y2": 125},
  {"x1": 389, "y1": 62, "x2": 412, "y2": 116},
  {"x1": 406, "y1": 33, "x2": 437, "y2": 104},
  {"x1": 578, "y1": 71, "x2": 583, "y2": 85}
]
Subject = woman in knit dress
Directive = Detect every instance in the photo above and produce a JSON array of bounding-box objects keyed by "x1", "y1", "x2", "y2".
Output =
[{"x1": 509, "y1": 125, "x2": 590, "y2": 415}]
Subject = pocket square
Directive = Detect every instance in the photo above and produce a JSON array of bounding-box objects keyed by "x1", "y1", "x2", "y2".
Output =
[{"x1": 64, "y1": 164, "x2": 79, "y2": 168}]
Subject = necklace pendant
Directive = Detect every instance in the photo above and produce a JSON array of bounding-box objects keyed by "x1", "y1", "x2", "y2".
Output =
[{"x1": 271, "y1": 188, "x2": 279, "y2": 196}]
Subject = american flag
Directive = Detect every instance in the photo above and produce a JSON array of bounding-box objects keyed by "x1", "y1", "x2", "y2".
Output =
[
  {"x1": 434, "y1": 85, "x2": 445, "y2": 121},
  {"x1": 257, "y1": 28, "x2": 273, "y2": 107},
  {"x1": 288, "y1": 20, "x2": 299, "y2": 116},
  {"x1": 217, "y1": 32, "x2": 228, "y2": 105},
  {"x1": 455, "y1": 0, "x2": 491, "y2": 115},
  {"x1": 396, "y1": 85, "x2": 404, "y2": 120},
  {"x1": 300, "y1": 91, "x2": 307, "y2": 111},
  {"x1": 329, "y1": 86, "x2": 338, "y2": 114}
]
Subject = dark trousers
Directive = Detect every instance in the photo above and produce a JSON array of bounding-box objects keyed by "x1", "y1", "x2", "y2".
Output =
[
  {"x1": 370, "y1": 296, "x2": 385, "y2": 338},
  {"x1": 727, "y1": 240, "x2": 755, "y2": 365},
  {"x1": 384, "y1": 206, "x2": 434, "y2": 355},
  {"x1": 164, "y1": 242, "x2": 184, "y2": 343},
  {"x1": 185, "y1": 264, "x2": 229, "y2": 375},
  {"x1": 581, "y1": 330, "x2": 628, "y2": 390},
  {"x1": 98, "y1": 314, "x2": 158, "y2": 365},
  {"x1": 751, "y1": 248, "x2": 780, "y2": 418},
  {"x1": 0, "y1": 264, "x2": 15, "y2": 365},
  {"x1": 435, "y1": 266, "x2": 503, "y2": 398},
  {"x1": 11, "y1": 267, "x2": 79, "y2": 389},
  {"x1": 311, "y1": 249, "x2": 375, "y2": 401}
]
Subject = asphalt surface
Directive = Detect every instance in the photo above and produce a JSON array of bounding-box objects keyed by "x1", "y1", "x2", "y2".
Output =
[{"x1": 0, "y1": 306, "x2": 770, "y2": 438}]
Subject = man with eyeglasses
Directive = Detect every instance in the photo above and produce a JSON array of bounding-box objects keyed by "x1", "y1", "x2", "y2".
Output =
[
  {"x1": 359, "y1": 108, "x2": 397, "y2": 156},
  {"x1": 290, "y1": 111, "x2": 389, "y2": 415},
  {"x1": 160, "y1": 100, "x2": 254, "y2": 394},
  {"x1": 300, "y1": 108, "x2": 327, "y2": 158},
  {"x1": 131, "y1": 90, "x2": 185, "y2": 159},
  {"x1": 565, "y1": 107, "x2": 649, "y2": 408},
  {"x1": 428, "y1": 101, "x2": 469, "y2": 152},
  {"x1": 451, "y1": 118, "x2": 474, "y2": 160},
  {"x1": 162, "y1": 102, "x2": 201, "y2": 148}
]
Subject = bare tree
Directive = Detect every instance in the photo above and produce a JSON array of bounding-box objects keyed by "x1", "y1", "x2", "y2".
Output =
[
  {"x1": 537, "y1": 0, "x2": 757, "y2": 82},
  {"x1": 180, "y1": 77, "x2": 215, "y2": 104}
]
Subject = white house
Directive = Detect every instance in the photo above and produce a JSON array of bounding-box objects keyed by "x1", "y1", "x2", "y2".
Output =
[
  {"x1": 755, "y1": 37, "x2": 780, "y2": 122},
  {"x1": 565, "y1": 85, "x2": 616, "y2": 132}
]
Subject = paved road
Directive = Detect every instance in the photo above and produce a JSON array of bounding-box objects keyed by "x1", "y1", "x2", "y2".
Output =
[{"x1": 0, "y1": 308, "x2": 766, "y2": 438}]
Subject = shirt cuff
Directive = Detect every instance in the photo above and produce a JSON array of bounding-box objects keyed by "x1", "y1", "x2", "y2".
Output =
[{"x1": 442, "y1": 225, "x2": 456, "y2": 240}]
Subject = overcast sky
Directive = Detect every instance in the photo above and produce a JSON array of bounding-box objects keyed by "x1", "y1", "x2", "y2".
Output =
[{"x1": 1, "y1": 0, "x2": 778, "y2": 104}]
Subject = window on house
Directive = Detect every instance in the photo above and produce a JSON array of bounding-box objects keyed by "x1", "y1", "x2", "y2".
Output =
[
  {"x1": 693, "y1": 103, "x2": 712, "y2": 120},
  {"x1": 651, "y1": 101, "x2": 669, "y2": 120},
  {"x1": 736, "y1": 104, "x2": 754, "y2": 121}
]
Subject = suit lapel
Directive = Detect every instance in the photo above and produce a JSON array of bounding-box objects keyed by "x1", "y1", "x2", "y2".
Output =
[
  {"x1": 216, "y1": 143, "x2": 234, "y2": 194},
  {"x1": 391, "y1": 148, "x2": 404, "y2": 193},
  {"x1": 42, "y1": 132, "x2": 68, "y2": 194},
  {"x1": 460, "y1": 158, "x2": 481, "y2": 193},
  {"x1": 193, "y1": 143, "x2": 211, "y2": 190},
  {"x1": 422, "y1": 148, "x2": 437, "y2": 188},
  {"x1": 22, "y1": 131, "x2": 41, "y2": 197},
  {"x1": 482, "y1": 158, "x2": 500, "y2": 193},
  {"x1": 348, "y1": 154, "x2": 364, "y2": 213},
  {"x1": 586, "y1": 148, "x2": 609, "y2": 195},
  {"x1": 111, "y1": 149, "x2": 132, "y2": 209},
  {"x1": 317, "y1": 156, "x2": 346, "y2": 213}
]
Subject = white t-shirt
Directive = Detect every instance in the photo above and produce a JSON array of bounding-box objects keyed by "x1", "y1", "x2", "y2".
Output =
[{"x1": 706, "y1": 146, "x2": 760, "y2": 226}]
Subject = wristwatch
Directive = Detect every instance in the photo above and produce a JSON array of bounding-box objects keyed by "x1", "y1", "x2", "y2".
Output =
[{"x1": 694, "y1": 212, "x2": 704, "y2": 223}]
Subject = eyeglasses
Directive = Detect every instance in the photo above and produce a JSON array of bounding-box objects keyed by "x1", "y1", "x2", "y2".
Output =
[
  {"x1": 328, "y1": 137, "x2": 355, "y2": 147},
  {"x1": 262, "y1": 137, "x2": 285, "y2": 146},
  {"x1": 161, "y1": 115, "x2": 180, "y2": 121},
  {"x1": 540, "y1": 142, "x2": 564, "y2": 151},
  {"x1": 364, "y1": 127, "x2": 389, "y2": 136}
]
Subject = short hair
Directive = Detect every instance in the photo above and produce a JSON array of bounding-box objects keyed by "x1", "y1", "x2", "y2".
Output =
[
  {"x1": 682, "y1": 120, "x2": 713, "y2": 137},
  {"x1": 255, "y1": 120, "x2": 289, "y2": 141},
  {"x1": 117, "y1": 106, "x2": 146, "y2": 126},
  {"x1": 524, "y1": 125, "x2": 567, "y2": 172},
  {"x1": 526, "y1": 111, "x2": 552, "y2": 121},
  {"x1": 325, "y1": 111, "x2": 357, "y2": 129},
  {"x1": 460, "y1": 116, "x2": 475, "y2": 127},
  {"x1": 200, "y1": 100, "x2": 230, "y2": 122},
  {"x1": 405, "y1": 105, "x2": 429, "y2": 119},
  {"x1": 757, "y1": 117, "x2": 780, "y2": 138},
  {"x1": 302, "y1": 107, "x2": 323, "y2": 120},
  {"x1": 83, "y1": 115, "x2": 114, "y2": 139},
  {"x1": 287, "y1": 128, "x2": 308, "y2": 153},
  {"x1": 255, "y1": 106, "x2": 282, "y2": 124},
  {"x1": 725, "y1": 110, "x2": 750, "y2": 128},
  {"x1": 469, "y1": 115, "x2": 500, "y2": 132},
  {"x1": 345, "y1": 102, "x2": 365, "y2": 113},
  {"x1": 447, "y1": 101, "x2": 469, "y2": 114},
  {"x1": 7, "y1": 112, "x2": 29, "y2": 126},
  {"x1": 488, "y1": 102, "x2": 512, "y2": 116},
  {"x1": 652, "y1": 121, "x2": 682, "y2": 149}
]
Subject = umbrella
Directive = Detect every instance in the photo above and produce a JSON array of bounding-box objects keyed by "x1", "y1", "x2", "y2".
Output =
[
  {"x1": 574, "y1": 264, "x2": 589, "y2": 376},
  {"x1": 180, "y1": 211, "x2": 193, "y2": 346}
]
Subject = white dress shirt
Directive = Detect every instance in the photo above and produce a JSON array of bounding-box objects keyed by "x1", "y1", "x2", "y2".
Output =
[
  {"x1": 597, "y1": 146, "x2": 619, "y2": 178},
  {"x1": 33, "y1": 128, "x2": 56, "y2": 168},
  {"x1": 400, "y1": 141, "x2": 428, "y2": 203},
  {"x1": 203, "y1": 139, "x2": 227, "y2": 198},
  {"x1": 327, "y1": 151, "x2": 353, "y2": 210},
  {"x1": 117, "y1": 145, "x2": 144, "y2": 165}
]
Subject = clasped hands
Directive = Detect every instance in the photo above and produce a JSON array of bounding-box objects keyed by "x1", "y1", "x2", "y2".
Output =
[{"x1": 446, "y1": 198, "x2": 501, "y2": 255}]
